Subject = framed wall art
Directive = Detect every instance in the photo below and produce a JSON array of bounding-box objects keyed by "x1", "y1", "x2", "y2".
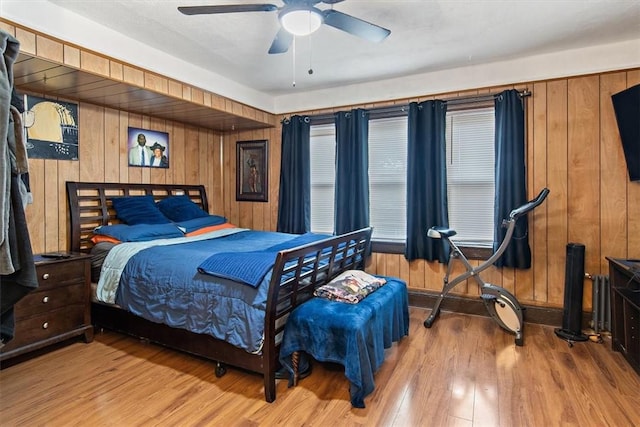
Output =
[
  {"x1": 127, "y1": 126, "x2": 169, "y2": 168},
  {"x1": 236, "y1": 140, "x2": 268, "y2": 202},
  {"x1": 24, "y1": 95, "x2": 79, "y2": 160}
]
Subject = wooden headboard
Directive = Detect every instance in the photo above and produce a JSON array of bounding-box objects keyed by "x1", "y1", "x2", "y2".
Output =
[{"x1": 66, "y1": 181, "x2": 208, "y2": 253}]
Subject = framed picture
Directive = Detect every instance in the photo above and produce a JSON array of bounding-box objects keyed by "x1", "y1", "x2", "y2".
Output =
[
  {"x1": 127, "y1": 126, "x2": 169, "y2": 168},
  {"x1": 24, "y1": 95, "x2": 79, "y2": 160},
  {"x1": 236, "y1": 140, "x2": 268, "y2": 202}
]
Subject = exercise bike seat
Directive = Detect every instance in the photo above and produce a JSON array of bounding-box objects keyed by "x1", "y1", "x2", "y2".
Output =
[{"x1": 427, "y1": 226, "x2": 456, "y2": 239}]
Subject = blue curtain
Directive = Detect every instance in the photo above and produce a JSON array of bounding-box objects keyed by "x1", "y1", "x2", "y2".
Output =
[
  {"x1": 405, "y1": 100, "x2": 449, "y2": 262},
  {"x1": 334, "y1": 109, "x2": 370, "y2": 234},
  {"x1": 493, "y1": 89, "x2": 531, "y2": 268},
  {"x1": 276, "y1": 115, "x2": 311, "y2": 234}
]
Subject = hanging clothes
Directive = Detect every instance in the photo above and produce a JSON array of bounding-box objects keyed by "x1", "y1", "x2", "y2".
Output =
[{"x1": 0, "y1": 29, "x2": 38, "y2": 346}]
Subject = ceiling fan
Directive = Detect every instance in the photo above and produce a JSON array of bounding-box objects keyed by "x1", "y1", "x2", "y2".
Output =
[{"x1": 178, "y1": 0, "x2": 391, "y2": 54}]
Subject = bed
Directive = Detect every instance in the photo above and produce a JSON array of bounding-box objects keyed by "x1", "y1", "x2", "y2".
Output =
[{"x1": 66, "y1": 181, "x2": 373, "y2": 403}]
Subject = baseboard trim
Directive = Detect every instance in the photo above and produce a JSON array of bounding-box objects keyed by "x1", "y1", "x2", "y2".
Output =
[{"x1": 408, "y1": 290, "x2": 591, "y2": 328}]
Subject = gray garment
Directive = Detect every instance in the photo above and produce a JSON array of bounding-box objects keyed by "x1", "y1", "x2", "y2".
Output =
[
  {"x1": 0, "y1": 30, "x2": 38, "y2": 344},
  {"x1": 0, "y1": 30, "x2": 19, "y2": 275},
  {"x1": 9, "y1": 105, "x2": 29, "y2": 210}
]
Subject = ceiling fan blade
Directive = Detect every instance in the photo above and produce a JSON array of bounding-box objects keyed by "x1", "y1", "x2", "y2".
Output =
[
  {"x1": 322, "y1": 9, "x2": 390, "y2": 42},
  {"x1": 268, "y1": 28, "x2": 294, "y2": 54},
  {"x1": 178, "y1": 4, "x2": 278, "y2": 15},
  {"x1": 321, "y1": 0, "x2": 345, "y2": 4}
]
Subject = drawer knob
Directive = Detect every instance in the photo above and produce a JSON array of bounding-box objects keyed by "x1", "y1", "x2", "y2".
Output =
[
  {"x1": 42, "y1": 322, "x2": 49, "y2": 329},
  {"x1": 42, "y1": 296, "x2": 49, "y2": 304},
  {"x1": 42, "y1": 273, "x2": 50, "y2": 280}
]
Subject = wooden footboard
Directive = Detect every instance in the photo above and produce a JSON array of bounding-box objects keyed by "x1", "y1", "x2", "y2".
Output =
[{"x1": 66, "y1": 181, "x2": 372, "y2": 403}]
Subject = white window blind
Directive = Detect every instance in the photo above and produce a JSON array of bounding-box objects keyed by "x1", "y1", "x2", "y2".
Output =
[
  {"x1": 368, "y1": 116, "x2": 408, "y2": 242},
  {"x1": 311, "y1": 109, "x2": 494, "y2": 248},
  {"x1": 310, "y1": 124, "x2": 336, "y2": 234},
  {"x1": 445, "y1": 107, "x2": 495, "y2": 247}
]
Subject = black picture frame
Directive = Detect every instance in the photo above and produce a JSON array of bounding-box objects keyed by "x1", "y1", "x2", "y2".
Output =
[
  {"x1": 24, "y1": 94, "x2": 79, "y2": 160},
  {"x1": 236, "y1": 140, "x2": 268, "y2": 202},
  {"x1": 127, "y1": 126, "x2": 170, "y2": 168}
]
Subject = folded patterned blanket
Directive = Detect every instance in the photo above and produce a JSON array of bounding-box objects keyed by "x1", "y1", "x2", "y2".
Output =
[
  {"x1": 197, "y1": 232, "x2": 329, "y2": 287},
  {"x1": 314, "y1": 270, "x2": 387, "y2": 303}
]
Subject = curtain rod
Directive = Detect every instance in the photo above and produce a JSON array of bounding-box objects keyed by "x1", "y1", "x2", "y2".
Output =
[{"x1": 304, "y1": 89, "x2": 531, "y2": 124}]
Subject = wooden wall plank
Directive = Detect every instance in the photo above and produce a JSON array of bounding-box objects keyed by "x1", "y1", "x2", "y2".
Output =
[
  {"x1": 118, "y1": 111, "x2": 129, "y2": 183},
  {"x1": 567, "y1": 75, "x2": 600, "y2": 309},
  {"x1": 104, "y1": 107, "x2": 121, "y2": 182},
  {"x1": 80, "y1": 51, "x2": 110, "y2": 78},
  {"x1": 43, "y1": 160, "x2": 59, "y2": 252},
  {"x1": 35, "y1": 35, "x2": 63, "y2": 63},
  {"x1": 545, "y1": 80, "x2": 568, "y2": 307},
  {"x1": 531, "y1": 81, "x2": 549, "y2": 304},
  {"x1": 184, "y1": 127, "x2": 200, "y2": 185},
  {"x1": 169, "y1": 123, "x2": 186, "y2": 185},
  {"x1": 63, "y1": 45, "x2": 80, "y2": 68},
  {"x1": 78, "y1": 103, "x2": 104, "y2": 182},
  {"x1": 599, "y1": 72, "x2": 629, "y2": 268}
]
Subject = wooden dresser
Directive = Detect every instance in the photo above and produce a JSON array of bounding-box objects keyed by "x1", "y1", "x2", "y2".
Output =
[
  {"x1": 0, "y1": 253, "x2": 93, "y2": 362},
  {"x1": 608, "y1": 257, "x2": 640, "y2": 376}
]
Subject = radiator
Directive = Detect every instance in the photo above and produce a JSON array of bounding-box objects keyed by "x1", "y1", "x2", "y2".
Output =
[{"x1": 590, "y1": 274, "x2": 611, "y2": 333}]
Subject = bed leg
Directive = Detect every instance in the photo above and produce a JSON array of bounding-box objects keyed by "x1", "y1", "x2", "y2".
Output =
[
  {"x1": 215, "y1": 362, "x2": 227, "y2": 377},
  {"x1": 292, "y1": 351, "x2": 299, "y2": 386},
  {"x1": 264, "y1": 372, "x2": 276, "y2": 403}
]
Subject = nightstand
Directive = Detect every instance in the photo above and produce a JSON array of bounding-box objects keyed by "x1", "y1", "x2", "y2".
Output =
[{"x1": 0, "y1": 253, "x2": 93, "y2": 362}]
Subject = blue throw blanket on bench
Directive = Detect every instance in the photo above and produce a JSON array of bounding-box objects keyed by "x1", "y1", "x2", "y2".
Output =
[
  {"x1": 197, "y1": 232, "x2": 329, "y2": 287},
  {"x1": 279, "y1": 277, "x2": 409, "y2": 408}
]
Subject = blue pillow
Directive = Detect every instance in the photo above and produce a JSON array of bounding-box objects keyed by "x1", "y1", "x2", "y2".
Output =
[
  {"x1": 94, "y1": 223, "x2": 184, "y2": 242},
  {"x1": 175, "y1": 215, "x2": 228, "y2": 234},
  {"x1": 157, "y1": 195, "x2": 209, "y2": 222},
  {"x1": 111, "y1": 195, "x2": 171, "y2": 225}
]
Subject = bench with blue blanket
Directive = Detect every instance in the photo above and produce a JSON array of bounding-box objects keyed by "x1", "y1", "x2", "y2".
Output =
[{"x1": 279, "y1": 276, "x2": 409, "y2": 408}]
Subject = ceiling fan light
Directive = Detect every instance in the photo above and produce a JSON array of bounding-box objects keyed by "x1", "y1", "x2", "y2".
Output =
[{"x1": 280, "y1": 9, "x2": 323, "y2": 36}]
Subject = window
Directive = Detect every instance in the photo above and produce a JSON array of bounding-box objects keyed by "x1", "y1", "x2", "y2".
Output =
[
  {"x1": 368, "y1": 117, "x2": 408, "y2": 242},
  {"x1": 310, "y1": 105, "x2": 495, "y2": 250},
  {"x1": 445, "y1": 107, "x2": 495, "y2": 247},
  {"x1": 310, "y1": 118, "x2": 407, "y2": 242},
  {"x1": 310, "y1": 123, "x2": 336, "y2": 235}
]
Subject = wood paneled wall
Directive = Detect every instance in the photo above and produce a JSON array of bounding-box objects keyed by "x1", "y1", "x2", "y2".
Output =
[
  {"x1": 8, "y1": 16, "x2": 637, "y2": 311},
  {"x1": 24, "y1": 108, "x2": 225, "y2": 255},
  {"x1": 224, "y1": 70, "x2": 640, "y2": 311}
]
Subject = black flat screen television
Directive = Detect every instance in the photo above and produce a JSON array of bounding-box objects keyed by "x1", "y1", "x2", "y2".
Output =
[{"x1": 611, "y1": 83, "x2": 640, "y2": 182}]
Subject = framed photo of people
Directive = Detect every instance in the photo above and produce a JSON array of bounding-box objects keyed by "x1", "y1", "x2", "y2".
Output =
[
  {"x1": 127, "y1": 127, "x2": 169, "y2": 168},
  {"x1": 236, "y1": 140, "x2": 268, "y2": 202}
]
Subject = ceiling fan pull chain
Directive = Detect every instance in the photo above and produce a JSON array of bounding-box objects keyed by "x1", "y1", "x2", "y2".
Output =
[
  {"x1": 308, "y1": 33, "x2": 314, "y2": 75},
  {"x1": 292, "y1": 36, "x2": 297, "y2": 87}
]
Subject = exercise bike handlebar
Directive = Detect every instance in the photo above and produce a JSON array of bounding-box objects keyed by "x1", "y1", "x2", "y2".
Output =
[{"x1": 508, "y1": 187, "x2": 550, "y2": 221}]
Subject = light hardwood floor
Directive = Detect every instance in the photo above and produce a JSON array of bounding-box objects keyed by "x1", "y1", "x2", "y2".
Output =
[{"x1": 1, "y1": 307, "x2": 639, "y2": 427}]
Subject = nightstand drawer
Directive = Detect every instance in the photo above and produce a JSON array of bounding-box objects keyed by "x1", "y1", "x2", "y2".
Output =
[
  {"x1": 1, "y1": 305, "x2": 85, "y2": 351},
  {"x1": 36, "y1": 260, "x2": 86, "y2": 291},
  {"x1": 13, "y1": 283, "x2": 85, "y2": 319}
]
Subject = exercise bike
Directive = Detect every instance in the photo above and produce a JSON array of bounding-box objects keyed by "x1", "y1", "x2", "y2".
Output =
[{"x1": 424, "y1": 188, "x2": 550, "y2": 346}]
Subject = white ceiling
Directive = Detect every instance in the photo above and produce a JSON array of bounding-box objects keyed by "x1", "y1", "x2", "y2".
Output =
[{"x1": 4, "y1": 1, "x2": 640, "y2": 113}]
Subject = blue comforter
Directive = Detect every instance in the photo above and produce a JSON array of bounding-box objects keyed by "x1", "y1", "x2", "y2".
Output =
[{"x1": 114, "y1": 229, "x2": 327, "y2": 354}]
